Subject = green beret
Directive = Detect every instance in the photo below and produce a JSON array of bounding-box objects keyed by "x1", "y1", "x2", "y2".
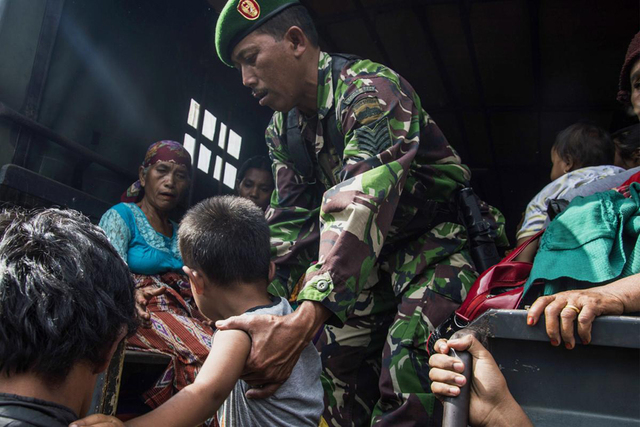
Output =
[{"x1": 215, "y1": 0, "x2": 300, "y2": 67}]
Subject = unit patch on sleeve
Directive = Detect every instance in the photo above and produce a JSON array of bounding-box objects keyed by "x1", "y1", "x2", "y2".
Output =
[{"x1": 353, "y1": 96, "x2": 384, "y2": 126}]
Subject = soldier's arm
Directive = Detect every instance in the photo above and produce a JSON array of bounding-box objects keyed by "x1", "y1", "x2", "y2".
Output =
[{"x1": 297, "y1": 69, "x2": 426, "y2": 325}]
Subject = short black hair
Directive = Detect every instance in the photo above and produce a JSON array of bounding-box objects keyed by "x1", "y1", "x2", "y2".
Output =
[
  {"x1": 552, "y1": 122, "x2": 614, "y2": 169},
  {"x1": 0, "y1": 208, "x2": 137, "y2": 384},
  {"x1": 612, "y1": 124, "x2": 640, "y2": 161},
  {"x1": 237, "y1": 155, "x2": 273, "y2": 183},
  {"x1": 255, "y1": 5, "x2": 319, "y2": 47},
  {"x1": 178, "y1": 196, "x2": 270, "y2": 286}
]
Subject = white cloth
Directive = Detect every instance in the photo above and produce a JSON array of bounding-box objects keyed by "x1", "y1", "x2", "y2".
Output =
[{"x1": 517, "y1": 165, "x2": 626, "y2": 240}]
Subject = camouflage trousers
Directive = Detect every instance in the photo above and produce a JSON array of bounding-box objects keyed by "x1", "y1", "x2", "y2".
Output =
[{"x1": 317, "y1": 224, "x2": 477, "y2": 427}]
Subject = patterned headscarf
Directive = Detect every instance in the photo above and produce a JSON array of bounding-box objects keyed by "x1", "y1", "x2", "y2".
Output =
[
  {"x1": 121, "y1": 140, "x2": 192, "y2": 203},
  {"x1": 618, "y1": 32, "x2": 640, "y2": 104}
]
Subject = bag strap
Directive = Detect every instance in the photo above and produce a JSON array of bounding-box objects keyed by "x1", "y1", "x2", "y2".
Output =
[
  {"x1": 285, "y1": 53, "x2": 360, "y2": 181},
  {"x1": 503, "y1": 229, "x2": 545, "y2": 262}
]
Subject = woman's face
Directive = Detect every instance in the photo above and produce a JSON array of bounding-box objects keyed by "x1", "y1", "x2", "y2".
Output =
[
  {"x1": 630, "y1": 58, "x2": 640, "y2": 120},
  {"x1": 237, "y1": 167, "x2": 274, "y2": 211},
  {"x1": 140, "y1": 161, "x2": 190, "y2": 211}
]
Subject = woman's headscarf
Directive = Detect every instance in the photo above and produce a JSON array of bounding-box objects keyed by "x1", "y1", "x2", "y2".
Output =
[{"x1": 121, "y1": 140, "x2": 192, "y2": 203}]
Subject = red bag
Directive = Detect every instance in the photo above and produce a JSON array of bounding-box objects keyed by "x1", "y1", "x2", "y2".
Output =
[
  {"x1": 455, "y1": 230, "x2": 544, "y2": 322},
  {"x1": 426, "y1": 230, "x2": 543, "y2": 355}
]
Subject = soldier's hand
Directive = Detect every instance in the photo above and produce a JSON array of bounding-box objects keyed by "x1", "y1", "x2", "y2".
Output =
[{"x1": 215, "y1": 300, "x2": 329, "y2": 399}]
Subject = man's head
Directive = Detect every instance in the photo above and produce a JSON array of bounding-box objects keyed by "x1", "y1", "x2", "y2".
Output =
[
  {"x1": 236, "y1": 155, "x2": 274, "y2": 211},
  {"x1": 617, "y1": 32, "x2": 640, "y2": 120},
  {"x1": 0, "y1": 208, "x2": 137, "y2": 385},
  {"x1": 178, "y1": 195, "x2": 271, "y2": 288},
  {"x1": 549, "y1": 122, "x2": 614, "y2": 181},
  {"x1": 215, "y1": 1, "x2": 319, "y2": 112}
]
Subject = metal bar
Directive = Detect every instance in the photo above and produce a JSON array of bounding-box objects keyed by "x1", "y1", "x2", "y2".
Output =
[
  {"x1": 0, "y1": 102, "x2": 137, "y2": 181},
  {"x1": 12, "y1": 0, "x2": 66, "y2": 167}
]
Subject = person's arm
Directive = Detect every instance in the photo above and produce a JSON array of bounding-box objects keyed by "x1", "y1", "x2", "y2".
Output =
[
  {"x1": 527, "y1": 273, "x2": 640, "y2": 348},
  {"x1": 428, "y1": 334, "x2": 532, "y2": 427},
  {"x1": 71, "y1": 329, "x2": 250, "y2": 427}
]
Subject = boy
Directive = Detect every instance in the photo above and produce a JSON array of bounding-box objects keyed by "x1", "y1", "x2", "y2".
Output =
[
  {"x1": 72, "y1": 196, "x2": 323, "y2": 427},
  {"x1": 0, "y1": 207, "x2": 137, "y2": 427}
]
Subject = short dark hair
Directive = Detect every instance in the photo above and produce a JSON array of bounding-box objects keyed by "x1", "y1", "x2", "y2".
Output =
[
  {"x1": 255, "y1": 5, "x2": 319, "y2": 47},
  {"x1": 612, "y1": 124, "x2": 640, "y2": 161},
  {"x1": 552, "y1": 123, "x2": 614, "y2": 169},
  {"x1": 178, "y1": 196, "x2": 270, "y2": 286},
  {"x1": 237, "y1": 155, "x2": 273, "y2": 183},
  {"x1": 0, "y1": 208, "x2": 137, "y2": 384}
]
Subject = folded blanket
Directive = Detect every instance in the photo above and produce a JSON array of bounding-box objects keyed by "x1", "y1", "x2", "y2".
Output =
[{"x1": 524, "y1": 183, "x2": 640, "y2": 296}]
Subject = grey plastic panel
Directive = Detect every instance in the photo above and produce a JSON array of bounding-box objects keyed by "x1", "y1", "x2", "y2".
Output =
[{"x1": 469, "y1": 310, "x2": 640, "y2": 427}]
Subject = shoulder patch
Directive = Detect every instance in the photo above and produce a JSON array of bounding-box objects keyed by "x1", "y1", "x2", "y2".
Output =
[
  {"x1": 353, "y1": 96, "x2": 384, "y2": 126},
  {"x1": 343, "y1": 86, "x2": 377, "y2": 106}
]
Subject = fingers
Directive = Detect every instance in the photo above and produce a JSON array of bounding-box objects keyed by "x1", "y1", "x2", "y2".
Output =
[
  {"x1": 542, "y1": 300, "x2": 563, "y2": 346},
  {"x1": 576, "y1": 305, "x2": 597, "y2": 345},
  {"x1": 527, "y1": 295, "x2": 555, "y2": 326},
  {"x1": 559, "y1": 306, "x2": 579, "y2": 349},
  {"x1": 69, "y1": 414, "x2": 124, "y2": 426},
  {"x1": 245, "y1": 382, "x2": 282, "y2": 399},
  {"x1": 215, "y1": 314, "x2": 251, "y2": 331},
  {"x1": 428, "y1": 353, "x2": 466, "y2": 374},
  {"x1": 429, "y1": 367, "x2": 466, "y2": 397}
]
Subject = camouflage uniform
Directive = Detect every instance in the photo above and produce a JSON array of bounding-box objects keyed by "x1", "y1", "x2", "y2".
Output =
[{"x1": 266, "y1": 52, "x2": 502, "y2": 427}]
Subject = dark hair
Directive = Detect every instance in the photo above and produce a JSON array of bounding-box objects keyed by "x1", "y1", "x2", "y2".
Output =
[
  {"x1": 178, "y1": 196, "x2": 270, "y2": 286},
  {"x1": 612, "y1": 124, "x2": 640, "y2": 161},
  {"x1": 552, "y1": 123, "x2": 614, "y2": 169},
  {"x1": 237, "y1": 155, "x2": 273, "y2": 183},
  {"x1": 0, "y1": 208, "x2": 137, "y2": 384},
  {"x1": 255, "y1": 5, "x2": 319, "y2": 47}
]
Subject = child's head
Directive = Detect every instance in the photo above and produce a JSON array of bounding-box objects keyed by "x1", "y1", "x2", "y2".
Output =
[
  {"x1": 612, "y1": 124, "x2": 640, "y2": 169},
  {"x1": 178, "y1": 195, "x2": 271, "y2": 287},
  {"x1": 550, "y1": 123, "x2": 614, "y2": 181}
]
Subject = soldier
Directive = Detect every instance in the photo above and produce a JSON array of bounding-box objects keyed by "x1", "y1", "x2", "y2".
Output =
[{"x1": 214, "y1": 1, "x2": 506, "y2": 426}]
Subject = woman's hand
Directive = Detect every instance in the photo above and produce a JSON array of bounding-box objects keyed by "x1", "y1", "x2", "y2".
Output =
[
  {"x1": 134, "y1": 286, "x2": 166, "y2": 328},
  {"x1": 428, "y1": 334, "x2": 532, "y2": 427}
]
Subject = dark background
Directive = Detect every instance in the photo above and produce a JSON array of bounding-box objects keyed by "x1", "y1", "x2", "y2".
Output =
[{"x1": 0, "y1": 0, "x2": 637, "y2": 242}]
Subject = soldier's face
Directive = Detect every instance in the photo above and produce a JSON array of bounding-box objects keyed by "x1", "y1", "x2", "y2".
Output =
[{"x1": 232, "y1": 31, "x2": 301, "y2": 112}]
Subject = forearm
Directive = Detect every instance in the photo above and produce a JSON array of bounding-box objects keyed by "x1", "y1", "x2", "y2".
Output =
[
  {"x1": 483, "y1": 393, "x2": 532, "y2": 427},
  {"x1": 296, "y1": 300, "x2": 332, "y2": 341},
  {"x1": 126, "y1": 384, "x2": 223, "y2": 427},
  {"x1": 601, "y1": 273, "x2": 640, "y2": 313}
]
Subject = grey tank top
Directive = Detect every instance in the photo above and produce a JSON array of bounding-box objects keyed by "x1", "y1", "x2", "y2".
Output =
[{"x1": 217, "y1": 297, "x2": 324, "y2": 426}]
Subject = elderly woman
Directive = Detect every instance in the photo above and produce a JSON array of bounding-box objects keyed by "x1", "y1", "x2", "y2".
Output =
[{"x1": 99, "y1": 141, "x2": 213, "y2": 409}]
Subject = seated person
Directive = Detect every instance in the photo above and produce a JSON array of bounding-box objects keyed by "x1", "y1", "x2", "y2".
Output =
[
  {"x1": 514, "y1": 123, "x2": 624, "y2": 261},
  {"x1": 428, "y1": 333, "x2": 532, "y2": 427},
  {"x1": 99, "y1": 140, "x2": 214, "y2": 409},
  {"x1": 236, "y1": 155, "x2": 275, "y2": 212},
  {"x1": 72, "y1": 196, "x2": 324, "y2": 427},
  {"x1": 613, "y1": 124, "x2": 640, "y2": 169},
  {"x1": 617, "y1": 31, "x2": 640, "y2": 122},
  {"x1": 0, "y1": 208, "x2": 137, "y2": 427}
]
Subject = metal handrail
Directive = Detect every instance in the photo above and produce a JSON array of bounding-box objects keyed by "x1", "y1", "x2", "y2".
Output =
[{"x1": 0, "y1": 101, "x2": 137, "y2": 181}]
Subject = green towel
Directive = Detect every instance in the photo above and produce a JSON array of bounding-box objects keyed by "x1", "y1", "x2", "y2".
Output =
[{"x1": 524, "y1": 183, "x2": 640, "y2": 297}]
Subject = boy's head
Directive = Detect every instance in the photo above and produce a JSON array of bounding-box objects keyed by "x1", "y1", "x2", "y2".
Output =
[
  {"x1": 550, "y1": 122, "x2": 614, "y2": 181},
  {"x1": 178, "y1": 195, "x2": 271, "y2": 287},
  {"x1": 0, "y1": 208, "x2": 137, "y2": 385}
]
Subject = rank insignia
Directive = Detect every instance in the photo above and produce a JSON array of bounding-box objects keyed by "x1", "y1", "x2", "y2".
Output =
[
  {"x1": 238, "y1": 0, "x2": 260, "y2": 20},
  {"x1": 353, "y1": 96, "x2": 384, "y2": 126}
]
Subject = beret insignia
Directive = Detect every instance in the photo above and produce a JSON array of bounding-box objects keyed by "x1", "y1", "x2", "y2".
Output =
[{"x1": 238, "y1": 0, "x2": 261, "y2": 20}]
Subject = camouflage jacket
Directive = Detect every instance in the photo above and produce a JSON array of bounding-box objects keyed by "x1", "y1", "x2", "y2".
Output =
[{"x1": 266, "y1": 52, "x2": 476, "y2": 326}]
